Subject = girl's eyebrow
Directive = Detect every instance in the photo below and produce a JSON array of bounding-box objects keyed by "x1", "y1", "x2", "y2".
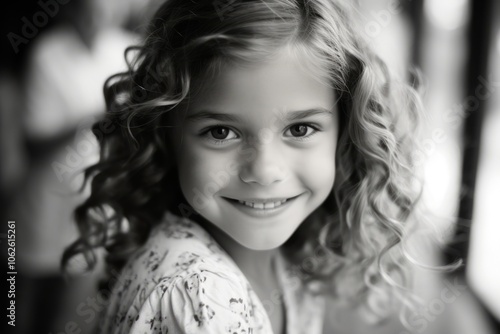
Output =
[
  {"x1": 187, "y1": 107, "x2": 335, "y2": 123},
  {"x1": 187, "y1": 110, "x2": 243, "y2": 123},
  {"x1": 279, "y1": 107, "x2": 335, "y2": 122}
]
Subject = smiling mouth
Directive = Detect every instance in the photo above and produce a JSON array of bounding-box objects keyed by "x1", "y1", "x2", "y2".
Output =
[{"x1": 222, "y1": 194, "x2": 301, "y2": 210}]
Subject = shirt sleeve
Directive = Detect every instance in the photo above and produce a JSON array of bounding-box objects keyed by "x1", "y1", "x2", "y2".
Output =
[{"x1": 129, "y1": 269, "x2": 256, "y2": 334}]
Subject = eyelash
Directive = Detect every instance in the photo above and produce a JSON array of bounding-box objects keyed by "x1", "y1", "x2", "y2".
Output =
[
  {"x1": 286, "y1": 124, "x2": 320, "y2": 142},
  {"x1": 200, "y1": 123, "x2": 321, "y2": 145},
  {"x1": 201, "y1": 126, "x2": 239, "y2": 146}
]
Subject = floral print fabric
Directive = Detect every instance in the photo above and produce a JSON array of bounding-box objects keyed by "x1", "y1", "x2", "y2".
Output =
[{"x1": 100, "y1": 211, "x2": 325, "y2": 333}]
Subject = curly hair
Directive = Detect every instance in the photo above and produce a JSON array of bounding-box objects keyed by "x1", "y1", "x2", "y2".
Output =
[{"x1": 62, "y1": 0, "x2": 431, "y2": 327}]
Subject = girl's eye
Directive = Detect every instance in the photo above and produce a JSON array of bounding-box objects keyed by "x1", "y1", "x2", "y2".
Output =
[
  {"x1": 210, "y1": 127, "x2": 230, "y2": 140},
  {"x1": 284, "y1": 123, "x2": 319, "y2": 140},
  {"x1": 202, "y1": 126, "x2": 238, "y2": 144}
]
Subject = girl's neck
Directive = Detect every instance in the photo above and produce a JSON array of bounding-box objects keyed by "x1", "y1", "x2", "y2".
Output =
[{"x1": 192, "y1": 213, "x2": 279, "y2": 286}]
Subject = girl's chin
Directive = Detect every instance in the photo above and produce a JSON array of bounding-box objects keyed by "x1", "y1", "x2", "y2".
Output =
[{"x1": 227, "y1": 225, "x2": 300, "y2": 251}]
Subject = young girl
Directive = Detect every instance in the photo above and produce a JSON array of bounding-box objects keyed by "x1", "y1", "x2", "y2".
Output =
[{"x1": 63, "y1": 0, "x2": 427, "y2": 333}]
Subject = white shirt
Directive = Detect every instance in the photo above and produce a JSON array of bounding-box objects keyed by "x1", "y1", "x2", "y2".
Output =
[{"x1": 101, "y1": 211, "x2": 325, "y2": 333}]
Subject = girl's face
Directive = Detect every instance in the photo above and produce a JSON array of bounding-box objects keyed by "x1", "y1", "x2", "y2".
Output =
[{"x1": 172, "y1": 47, "x2": 339, "y2": 250}]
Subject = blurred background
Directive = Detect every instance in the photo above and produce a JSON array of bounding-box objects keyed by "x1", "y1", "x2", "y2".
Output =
[{"x1": 0, "y1": 0, "x2": 499, "y2": 333}]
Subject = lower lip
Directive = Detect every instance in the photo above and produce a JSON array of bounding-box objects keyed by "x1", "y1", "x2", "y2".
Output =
[{"x1": 222, "y1": 195, "x2": 301, "y2": 218}]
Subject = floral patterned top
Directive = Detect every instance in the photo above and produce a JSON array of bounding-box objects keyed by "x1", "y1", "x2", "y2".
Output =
[{"x1": 100, "y1": 211, "x2": 325, "y2": 334}]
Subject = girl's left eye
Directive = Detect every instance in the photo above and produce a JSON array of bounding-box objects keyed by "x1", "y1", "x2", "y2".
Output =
[
  {"x1": 284, "y1": 124, "x2": 319, "y2": 140},
  {"x1": 202, "y1": 126, "x2": 239, "y2": 144}
]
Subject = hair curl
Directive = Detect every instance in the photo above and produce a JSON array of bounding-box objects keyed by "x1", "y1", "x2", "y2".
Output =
[{"x1": 63, "y1": 0, "x2": 432, "y2": 327}]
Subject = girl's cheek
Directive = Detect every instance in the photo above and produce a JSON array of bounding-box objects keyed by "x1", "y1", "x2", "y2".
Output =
[
  {"x1": 183, "y1": 143, "x2": 237, "y2": 182},
  {"x1": 296, "y1": 140, "x2": 337, "y2": 185}
]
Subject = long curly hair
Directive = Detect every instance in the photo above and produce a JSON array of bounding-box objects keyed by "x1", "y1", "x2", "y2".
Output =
[{"x1": 63, "y1": 0, "x2": 433, "y2": 326}]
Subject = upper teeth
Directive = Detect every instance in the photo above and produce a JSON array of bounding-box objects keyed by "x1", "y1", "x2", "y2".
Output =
[{"x1": 238, "y1": 199, "x2": 287, "y2": 209}]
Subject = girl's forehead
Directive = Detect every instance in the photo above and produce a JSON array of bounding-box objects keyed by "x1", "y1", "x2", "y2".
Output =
[{"x1": 186, "y1": 46, "x2": 336, "y2": 120}]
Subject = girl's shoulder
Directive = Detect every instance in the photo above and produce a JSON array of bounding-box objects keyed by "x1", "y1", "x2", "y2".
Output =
[
  {"x1": 126, "y1": 211, "x2": 231, "y2": 273},
  {"x1": 117, "y1": 211, "x2": 243, "y2": 292},
  {"x1": 101, "y1": 212, "x2": 269, "y2": 333}
]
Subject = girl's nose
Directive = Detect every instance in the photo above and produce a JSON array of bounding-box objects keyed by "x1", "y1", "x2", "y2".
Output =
[{"x1": 238, "y1": 143, "x2": 288, "y2": 186}]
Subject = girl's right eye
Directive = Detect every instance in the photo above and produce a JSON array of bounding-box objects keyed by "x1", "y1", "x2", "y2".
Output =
[{"x1": 201, "y1": 126, "x2": 239, "y2": 145}]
